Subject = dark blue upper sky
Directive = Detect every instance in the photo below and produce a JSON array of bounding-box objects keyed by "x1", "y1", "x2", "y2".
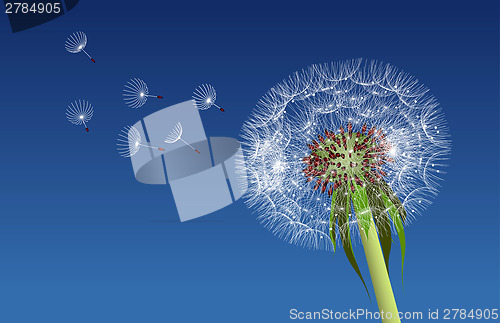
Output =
[{"x1": 0, "y1": 1, "x2": 498, "y2": 322}]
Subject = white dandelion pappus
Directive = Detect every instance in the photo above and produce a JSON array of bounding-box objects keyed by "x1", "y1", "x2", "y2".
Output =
[
  {"x1": 164, "y1": 122, "x2": 200, "y2": 154},
  {"x1": 192, "y1": 84, "x2": 225, "y2": 112},
  {"x1": 66, "y1": 99, "x2": 94, "y2": 132},
  {"x1": 123, "y1": 78, "x2": 163, "y2": 109},
  {"x1": 117, "y1": 125, "x2": 165, "y2": 158},
  {"x1": 65, "y1": 31, "x2": 95, "y2": 63},
  {"x1": 240, "y1": 59, "x2": 451, "y2": 252}
]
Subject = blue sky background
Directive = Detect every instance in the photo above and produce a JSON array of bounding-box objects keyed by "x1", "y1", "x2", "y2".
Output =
[{"x1": 0, "y1": 1, "x2": 498, "y2": 322}]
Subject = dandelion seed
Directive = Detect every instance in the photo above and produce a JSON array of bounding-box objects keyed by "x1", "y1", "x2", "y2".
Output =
[
  {"x1": 164, "y1": 122, "x2": 200, "y2": 154},
  {"x1": 65, "y1": 31, "x2": 95, "y2": 63},
  {"x1": 66, "y1": 100, "x2": 93, "y2": 132},
  {"x1": 192, "y1": 84, "x2": 224, "y2": 112},
  {"x1": 117, "y1": 125, "x2": 165, "y2": 157},
  {"x1": 123, "y1": 78, "x2": 163, "y2": 109}
]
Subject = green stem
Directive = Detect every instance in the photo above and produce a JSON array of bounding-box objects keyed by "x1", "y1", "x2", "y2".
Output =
[{"x1": 358, "y1": 218, "x2": 401, "y2": 323}]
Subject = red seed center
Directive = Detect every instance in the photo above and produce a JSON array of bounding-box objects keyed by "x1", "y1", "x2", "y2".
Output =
[{"x1": 302, "y1": 122, "x2": 393, "y2": 196}]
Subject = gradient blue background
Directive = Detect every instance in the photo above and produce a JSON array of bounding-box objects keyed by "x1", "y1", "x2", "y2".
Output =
[{"x1": 0, "y1": 1, "x2": 498, "y2": 322}]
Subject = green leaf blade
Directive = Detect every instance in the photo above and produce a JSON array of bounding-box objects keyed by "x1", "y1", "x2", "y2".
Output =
[
  {"x1": 379, "y1": 180, "x2": 407, "y2": 225},
  {"x1": 380, "y1": 190, "x2": 406, "y2": 286},
  {"x1": 329, "y1": 189, "x2": 338, "y2": 252},
  {"x1": 335, "y1": 185, "x2": 370, "y2": 299}
]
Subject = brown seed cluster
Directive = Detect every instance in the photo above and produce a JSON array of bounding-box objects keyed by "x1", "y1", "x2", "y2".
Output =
[{"x1": 302, "y1": 122, "x2": 394, "y2": 196}]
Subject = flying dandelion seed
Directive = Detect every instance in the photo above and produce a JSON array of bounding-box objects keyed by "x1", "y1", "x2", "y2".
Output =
[
  {"x1": 123, "y1": 78, "x2": 164, "y2": 109},
  {"x1": 240, "y1": 59, "x2": 450, "y2": 322},
  {"x1": 117, "y1": 125, "x2": 165, "y2": 157},
  {"x1": 164, "y1": 122, "x2": 200, "y2": 154},
  {"x1": 66, "y1": 99, "x2": 94, "y2": 132},
  {"x1": 65, "y1": 31, "x2": 95, "y2": 63},
  {"x1": 192, "y1": 84, "x2": 224, "y2": 112}
]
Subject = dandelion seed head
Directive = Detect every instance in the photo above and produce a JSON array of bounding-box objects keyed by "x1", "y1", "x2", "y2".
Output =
[{"x1": 239, "y1": 59, "x2": 451, "y2": 251}]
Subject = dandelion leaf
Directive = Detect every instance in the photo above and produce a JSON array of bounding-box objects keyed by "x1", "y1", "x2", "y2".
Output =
[
  {"x1": 379, "y1": 180, "x2": 407, "y2": 224},
  {"x1": 381, "y1": 191, "x2": 406, "y2": 285},
  {"x1": 329, "y1": 189, "x2": 338, "y2": 252},
  {"x1": 335, "y1": 186, "x2": 370, "y2": 298}
]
